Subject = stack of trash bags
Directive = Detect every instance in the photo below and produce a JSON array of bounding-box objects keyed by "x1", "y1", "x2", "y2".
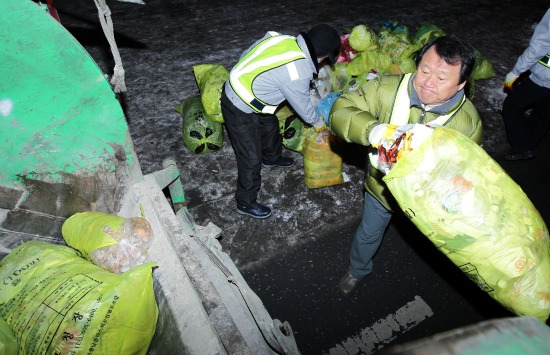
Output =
[
  {"x1": 280, "y1": 20, "x2": 494, "y2": 189},
  {"x1": 177, "y1": 21, "x2": 495, "y2": 189},
  {"x1": 318, "y1": 21, "x2": 495, "y2": 97},
  {"x1": 371, "y1": 124, "x2": 550, "y2": 322},
  {"x1": 0, "y1": 212, "x2": 158, "y2": 354}
]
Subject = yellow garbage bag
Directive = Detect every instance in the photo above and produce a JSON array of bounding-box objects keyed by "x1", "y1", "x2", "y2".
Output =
[
  {"x1": 303, "y1": 131, "x2": 345, "y2": 188},
  {"x1": 62, "y1": 212, "x2": 154, "y2": 274},
  {"x1": 192, "y1": 64, "x2": 229, "y2": 123},
  {"x1": 0, "y1": 241, "x2": 158, "y2": 355},
  {"x1": 383, "y1": 127, "x2": 550, "y2": 322},
  {"x1": 0, "y1": 318, "x2": 17, "y2": 355}
]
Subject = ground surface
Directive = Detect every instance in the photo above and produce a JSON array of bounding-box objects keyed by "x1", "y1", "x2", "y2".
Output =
[{"x1": 54, "y1": 0, "x2": 550, "y2": 353}]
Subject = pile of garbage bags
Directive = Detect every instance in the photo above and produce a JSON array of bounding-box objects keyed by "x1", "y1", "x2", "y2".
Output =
[
  {"x1": 0, "y1": 211, "x2": 159, "y2": 353},
  {"x1": 178, "y1": 21, "x2": 495, "y2": 157},
  {"x1": 176, "y1": 95, "x2": 223, "y2": 154},
  {"x1": 313, "y1": 21, "x2": 494, "y2": 99}
]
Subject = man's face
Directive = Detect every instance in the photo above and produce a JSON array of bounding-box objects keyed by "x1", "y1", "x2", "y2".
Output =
[{"x1": 413, "y1": 46, "x2": 466, "y2": 106}]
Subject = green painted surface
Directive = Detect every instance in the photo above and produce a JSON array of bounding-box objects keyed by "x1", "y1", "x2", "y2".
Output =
[{"x1": 0, "y1": 0, "x2": 133, "y2": 187}]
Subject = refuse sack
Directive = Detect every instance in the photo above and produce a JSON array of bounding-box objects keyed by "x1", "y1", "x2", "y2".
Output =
[
  {"x1": 336, "y1": 34, "x2": 358, "y2": 63},
  {"x1": 471, "y1": 49, "x2": 495, "y2": 81},
  {"x1": 382, "y1": 126, "x2": 550, "y2": 322},
  {"x1": 330, "y1": 62, "x2": 353, "y2": 93},
  {"x1": 276, "y1": 102, "x2": 297, "y2": 128},
  {"x1": 176, "y1": 95, "x2": 223, "y2": 154},
  {"x1": 377, "y1": 20, "x2": 415, "y2": 62},
  {"x1": 0, "y1": 240, "x2": 158, "y2": 355},
  {"x1": 398, "y1": 57, "x2": 416, "y2": 74},
  {"x1": 192, "y1": 64, "x2": 229, "y2": 123},
  {"x1": 62, "y1": 211, "x2": 154, "y2": 274},
  {"x1": 411, "y1": 22, "x2": 445, "y2": 47},
  {"x1": 467, "y1": 49, "x2": 496, "y2": 100},
  {"x1": 348, "y1": 24, "x2": 378, "y2": 52},
  {"x1": 0, "y1": 318, "x2": 17, "y2": 355},
  {"x1": 347, "y1": 50, "x2": 393, "y2": 76},
  {"x1": 303, "y1": 131, "x2": 345, "y2": 188},
  {"x1": 280, "y1": 114, "x2": 308, "y2": 153},
  {"x1": 312, "y1": 65, "x2": 334, "y2": 101}
]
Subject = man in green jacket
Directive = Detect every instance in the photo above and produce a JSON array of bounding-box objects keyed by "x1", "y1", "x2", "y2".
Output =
[{"x1": 330, "y1": 35, "x2": 483, "y2": 297}]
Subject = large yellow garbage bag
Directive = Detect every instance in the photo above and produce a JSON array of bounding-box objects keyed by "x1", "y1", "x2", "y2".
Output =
[
  {"x1": 383, "y1": 127, "x2": 550, "y2": 322},
  {"x1": 0, "y1": 241, "x2": 158, "y2": 354},
  {"x1": 0, "y1": 318, "x2": 17, "y2": 355}
]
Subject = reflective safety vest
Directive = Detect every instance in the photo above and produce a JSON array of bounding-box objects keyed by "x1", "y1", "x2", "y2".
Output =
[
  {"x1": 538, "y1": 54, "x2": 550, "y2": 68},
  {"x1": 229, "y1": 32, "x2": 306, "y2": 114},
  {"x1": 369, "y1": 73, "x2": 466, "y2": 167}
]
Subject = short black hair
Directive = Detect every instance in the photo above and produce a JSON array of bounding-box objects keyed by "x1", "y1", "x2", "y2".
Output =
[{"x1": 415, "y1": 35, "x2": 476, "y2": 84}]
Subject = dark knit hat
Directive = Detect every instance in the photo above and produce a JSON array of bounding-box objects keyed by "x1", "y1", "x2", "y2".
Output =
[{"x1": 306, "y1": 24, "x2": 341, "y2": 64}]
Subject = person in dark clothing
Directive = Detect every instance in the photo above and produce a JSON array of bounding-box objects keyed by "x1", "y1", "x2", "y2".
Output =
[
  {"x1": 502, "y1": 8, "x2": 550, "y2": 161},
  {"x1": 221, "y1": 24, "x2": 340, "y2": 218}
]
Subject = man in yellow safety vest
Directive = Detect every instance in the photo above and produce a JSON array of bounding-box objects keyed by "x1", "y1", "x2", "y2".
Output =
[{"x1": 221, "y1": 24, "x2": 341, "y2": 219}]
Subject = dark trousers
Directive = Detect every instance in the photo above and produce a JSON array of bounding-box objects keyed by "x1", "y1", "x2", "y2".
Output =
[
  {"x1": 349, "y1": 192, "x2": 392, "y2": 279},
  {"x1": 221, "y1": 91, "x2": 282, "y2": 206},
  {"x1": 502, "y1": 78, "x2": 550, "y2": 153}
]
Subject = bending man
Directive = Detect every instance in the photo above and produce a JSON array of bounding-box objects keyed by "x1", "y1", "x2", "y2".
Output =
[{"x1": 221, "y1": 24, "x2": 341, "y2": 219}]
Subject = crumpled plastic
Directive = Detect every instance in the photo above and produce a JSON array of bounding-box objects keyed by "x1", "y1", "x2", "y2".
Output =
[
  {"x1": 62, "y1": 212, "x2": 154, "y2": 274},
  {"x1": 315, "y1": 92, "x2": 342, "y2": 126},
  {"x1": 378, "y1": 20, "x2": 414, "y2": 61},
  {"x1": 281, "y1": 114, "x2": 307, "y2": 152},
  {"x1": 374, "y1": 124, "x2": 434, "y2": 174},
  {"x1": 471, "y1": 49, "x2": 495, "y2": 81},
  {"x1": 412, "y1": 22, "x2": 446, "y2": 48},
  {"x1": 330, "y1": 62, "x2": 354, "y2": 92},
  {"x1": 311, "y1": 65, "x2": 334, "y2": 107},
  {"x1": 383, "y1": 126, "x2": 550, "y2": 322},
  {"x1": 336, "y1": 34, "x2": 358, "y2": 63}
]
